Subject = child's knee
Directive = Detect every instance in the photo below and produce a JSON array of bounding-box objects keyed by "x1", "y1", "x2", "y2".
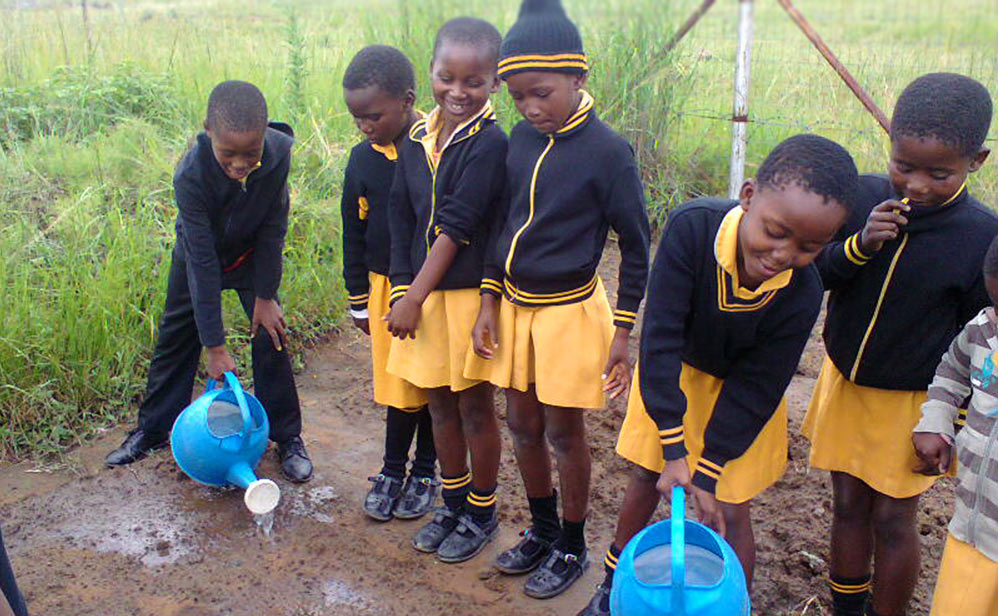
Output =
[
  {"x1": 506, "y1": 409, "x2": 544, "y2": 444},
  {"x1": 545, "y1": 414, "x2": 587, "y2": 457},
  {"x1": 833, "y1": 484, "x2": 872, "y2": 523},
  {"x1": 871, "y1": 500, "x2": 918, "y2": 544}
]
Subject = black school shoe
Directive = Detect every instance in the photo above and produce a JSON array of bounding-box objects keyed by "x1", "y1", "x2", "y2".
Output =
[
  {"x1": 436, "y1": 512, "x2": 499, "y2": 563},
  {"x1": 363, "y1": 474, "x2": 403, "y2": 521},
  {"x1": 412, "y1": 507, "x2": 461, "y2": 553},
  {"x1": 277, "y1": 436, "x2": 313, "y2": 483},
  {"x1": 104, "y1": 429, "x2": 168, "y2": 467},
  {"x1": 524, "y1": 547, "x2": 590, "y2": 599},
  {"x1": 494, "y1": 529, "x2": 554, "y2": 574},
  {"x1": 393, "y1": 476, "x2": 439, "y2": 520},
  {"x1": 576, "y1": 583, "x2": 611, "y2": 616}
]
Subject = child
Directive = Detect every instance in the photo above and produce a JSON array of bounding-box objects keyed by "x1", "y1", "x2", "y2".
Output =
[
  {"x1": 341, "y1": 45, "x2": 438, "y2": 522},
  {"x1": 578, "y1": 134, "x2": 859, "y2": 616},
  {"x1": 104, "y1": 81, "x2": 313, "y2": 483},
  {"x1": 913, "y1": 235, "x2": 998, "y2": 616},
  {"x1": 803, "y1": 73, "x2": 996, "y2": 616},
  {"x1": 465, "y1": 0, "x2": 650, "y2": 599},
  {"x1": 385, "y1": 17, "x2": 507, "y2": 563}
]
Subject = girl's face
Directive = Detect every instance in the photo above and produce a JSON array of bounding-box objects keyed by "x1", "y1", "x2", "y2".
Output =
[
  {"x1": 344, "y1": 84, "x2": 415, "y2": 147},
  {"x1": 504, "y1": 71, "x2": 586, "y2": 135},
  {"x1": 889, "y1": 134, "x2": 989, "y2": 207},
  {"x1": 737, "y1": 181, "x2": 848, "y2": 289},
  {"x1": 430, "y1": 41, "x2": 499, "y2": 128}
]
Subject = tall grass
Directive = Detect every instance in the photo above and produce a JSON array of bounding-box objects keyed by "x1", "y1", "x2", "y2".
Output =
[{"x1": 0, "y1": 0, "x2": 996, "y2": 457}]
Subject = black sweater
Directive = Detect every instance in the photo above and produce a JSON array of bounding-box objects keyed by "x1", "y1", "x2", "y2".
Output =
[
  {"x1": 640, "y1": 199, "x2": 823, "y2": 493},
  {"x1": 173, "y1": 122, "x2": 294, "y2": 348},
  {"x1": 388, "y1": 102, "x2": 507, "y2": 300},
  {"x1": 484, "y1": 93, "x2": 650, "y2": 328},
  {"x1": 818, "y1": 174, "x2": 998, "y2": 390},
  {"x1": 340, "y1": 137, "x2": 406, "y2": 312}
]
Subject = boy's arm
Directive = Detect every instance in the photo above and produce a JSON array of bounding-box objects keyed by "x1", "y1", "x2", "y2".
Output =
[
  {"x1": 340, "y1": 152, "x2": 371, "y2": 317},
  {"x1": 603, "y1": 153, "x2": 651, "y2": 329},
  {"x1": 639, "y1": 213, "x2": 697, "y2": 460},
  {"x1": 252, "y1": 153, "x2": 291, "y2": 301},
  {"x1": 387, "y1": 152, "x2": 416, "y2": 305},
  {"x1": 175, "y1": 179, "x2": 226, "y2": 348},
  {"x1": 813, "y1": 202, "x2": 872, "y2": 290},
  {"x1": 915, "y1": 322, "x2": 975, "y2": 438},
  {"x1": 692, "y1": 300, "x2": 819, "y2": 494}
]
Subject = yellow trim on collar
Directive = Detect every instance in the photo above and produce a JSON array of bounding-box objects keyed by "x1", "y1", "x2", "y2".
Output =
[
  {"x1": 940, "y1": 181, "x2": 967, "y2": 207},
  {"x1": 556, "y1": 90, "x2": 594, "y2": 134},
  {"x1": 416, "y1": 99, "x2": 495, "y2": 170},
  {"x1": 370, "y1": 142, "x2": 397, "y2": 161},
  {"x1": 714, "y1": 206, "x2": 793, "y2": 300}
]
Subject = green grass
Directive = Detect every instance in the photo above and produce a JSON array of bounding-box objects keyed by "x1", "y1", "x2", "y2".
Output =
[{"x1": 0, "y1": 0, "x2": 996, "y2": 458}]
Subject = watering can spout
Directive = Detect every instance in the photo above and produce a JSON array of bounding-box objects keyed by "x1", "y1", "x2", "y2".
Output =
[{"x1": 226, "y1": 460, "x2": 281, "y2": 515}]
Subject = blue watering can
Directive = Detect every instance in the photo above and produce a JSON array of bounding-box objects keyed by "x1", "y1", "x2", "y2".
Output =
[
  {"x1": 170, "y1": 371, "x2": 280, "y2": 515},
  {"x1": 610, "y1": 487, "x2": 750, "y2": 616}
]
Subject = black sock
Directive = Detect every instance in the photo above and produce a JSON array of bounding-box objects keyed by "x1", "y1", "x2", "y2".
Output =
[
  {"x1": 441, "y1": 472, "x2": 471, "y2": 512},
  {"x1": 380, "y1": 407, "x2": 419, "y2": 479},
  {"x1": 465, "y1": 485, "x2": 497, "y2": 524},
  {"x1": 554, "y1": 518, "x2": 586, "y2": 556},
  {"x1": 527, "y1": 491, "x2": 560, "y2": 544},
  {"x1": 830, "y1": 573, "x2": 872, "y2": 616},
  {"x1": 602, "y1": 543, "x2": 622, "y2": 587},
  {"x1": 409, "y1": 405, "x2": 436, "y2": 478}
]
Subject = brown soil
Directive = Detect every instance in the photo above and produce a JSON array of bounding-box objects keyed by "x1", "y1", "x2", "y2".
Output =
[{"x1": 1, "y1": 244, "x2": 953, "y2": 616}]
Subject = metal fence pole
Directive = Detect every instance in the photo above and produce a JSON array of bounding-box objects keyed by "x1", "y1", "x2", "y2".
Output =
[{"x1": 729, "y1": 0, "x2": 754, "y2": 199}]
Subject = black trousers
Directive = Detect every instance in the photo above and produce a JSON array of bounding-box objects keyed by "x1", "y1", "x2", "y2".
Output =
[
  {"x1": 0, "y1": 526, "x2": 28, "y2": 616},
  {"x1": 136, "y1": 249, "x2": 301, "y2": 442}
]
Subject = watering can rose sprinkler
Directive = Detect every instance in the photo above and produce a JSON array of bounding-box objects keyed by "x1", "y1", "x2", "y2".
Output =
[{"x1": 170, "y1": 371, "x2": 281, "y2": 515}]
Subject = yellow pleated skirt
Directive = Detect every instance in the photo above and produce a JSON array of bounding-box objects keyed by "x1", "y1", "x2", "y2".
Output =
[
  {"x1": 930, "y1": 533, "x2": 998, "y2": 616},
  {"x1": 463, "y1": 279, "x2": 615, "y2": 409},
  {"x1": 802, "y1": 356, "x2": 937, "y2": 498},
  {"x1": 367, "y1": 273, "x2": 427, "y2": 410},
  {"x1": 616, "y1": 363, "x2": 788, "y2": 504},
  {"x1": 386, "y1": 287, "x2": 484, "y2": 392}
]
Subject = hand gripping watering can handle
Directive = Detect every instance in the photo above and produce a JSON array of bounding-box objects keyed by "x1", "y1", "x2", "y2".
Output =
[{"x1": 671, "y1": 486, "x2": 686, "y2": 616}]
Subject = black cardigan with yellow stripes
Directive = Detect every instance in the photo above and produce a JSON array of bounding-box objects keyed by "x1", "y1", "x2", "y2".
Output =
[
  {"x1": 340, "y1": 139, "x2": 402, "y2": 312},
  {"x1": 818, "y1": 173, "x2": 998, "y2": 391},
  {"x1": 482, "y1": 94, "x2": 650, "y2": 328},
  {"x1": 388, "y1": 104, "x2": 507, "y2": 300},
  {"x1": 642, "y1": 199, "x2": 822, "y2": 494}
]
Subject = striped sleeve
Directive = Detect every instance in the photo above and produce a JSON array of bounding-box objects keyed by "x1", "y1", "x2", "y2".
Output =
[
  {"x1": 915, "y1": 313, "x2": 981, "y2": 439},
  {"x1": 480, "y1": 277, "x2": 503, "y2": 297}
]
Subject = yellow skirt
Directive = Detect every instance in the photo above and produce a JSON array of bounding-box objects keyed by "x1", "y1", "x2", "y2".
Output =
[
  {"x1": 463, "y1": 279, "x2": 614, "y2": 409},
  {"x1": 802, "y1": 356, "x2": 936, "y2": 499},
  {"x1": 368, "y1": 273, "x2": 427, "y2": 410},
  {"x1": 615, "y1": 363, "x2": 788, "y2": 504},
  {"x1": 386, "y1": 287, "x2": 484, "y2": 392},
  {"x1": 930, "y1": 533, "x2": 998, "y2": 616}
]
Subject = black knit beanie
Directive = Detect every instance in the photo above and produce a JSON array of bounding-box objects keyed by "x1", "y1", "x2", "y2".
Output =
[{"x1": 498, "y1": 0, "x2": 588, "y2": 79}]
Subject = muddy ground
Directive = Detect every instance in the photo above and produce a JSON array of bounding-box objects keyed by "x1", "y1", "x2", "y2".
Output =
[{"x1": 1, "y1": 247, "x2": 954, "y2": 616}]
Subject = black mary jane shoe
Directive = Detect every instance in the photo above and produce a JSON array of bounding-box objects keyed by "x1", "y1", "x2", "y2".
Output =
[
  {"x1": 393, "y1": 476, "x2": 439, "y2": 520},
  {"x1": 494, "y1": 528, "x2": 554, "y2": 574},
  {"x1": 576, "y1": 582, "x2": 611, "y2": 616},
  {"x1": 412, "y1": 506, "x2": 460, "y2": 553},
  {"x1": 363, "y1": 473, "x2": 403, "y2": 522},
  {"x1": 524, "y1": 547, "x2": 590, "y2": 599},
  {"x1": 436, "y1": 512, "x2": 499, "y2": 563}
]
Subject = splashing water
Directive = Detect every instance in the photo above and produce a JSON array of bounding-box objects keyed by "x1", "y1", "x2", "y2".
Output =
[{"x1": 254, "y1": 511, "x2": 275, "y2": 538}]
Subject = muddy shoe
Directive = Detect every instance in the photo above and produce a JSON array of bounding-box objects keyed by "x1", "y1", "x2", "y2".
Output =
[
  {"x1": 412, "y1": 507, "x2": 460, "y2": 553},
  {"x1": 393, "y1": 476, "x2": 439, "y2": 520},
  {"x1": 494, "y1": 529, "x2": 553, "y2": 574},
  {"x1": 436, "y1": 513, "x2": 499, "y2": 564},
  {"x1": 104, "y1": 429, "x2": 168, "y2": 467},
  {"x1": 576, "y1": 583, "x2": 611, "y2": 616},
  {"x1": 524, "y1": 547, "x2": 589, "y2": 599},
  {"x1": 363, "y1": 474, "x2": 403, "y2": 521},
  {"x1": 278, "y1": 436, "x2": 313, "y2": 483}
]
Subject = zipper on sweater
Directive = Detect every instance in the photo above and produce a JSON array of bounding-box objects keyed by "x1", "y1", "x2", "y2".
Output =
[
  {"x1": 968, "y1": 418, "x2": 998, "y2": 545},
  {"x1": 504, "y1": 135, "x2": 556, "y2": 297},
  {"x1": 849, "y1": 233, "x2": 909, "y2": 381}
]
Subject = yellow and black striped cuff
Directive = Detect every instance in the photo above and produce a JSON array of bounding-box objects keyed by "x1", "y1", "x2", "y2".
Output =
[
  {"x1": 441, "y1": 473, "x2": 472, "y2": 492},
  {"x1": 348, "y1": 292, "x2": 369, "y2": 309},
  {"x1": 497, "y1": 52, "x2": 590, "y2": 77},
  {"x1": 691, "y1": 458, "x2": 724, "y2": 493},
  {"x1": 613, "y1": 308, "x2": 638, "y2": 328},
  {"x1": 659, "y1": 426, "x2": 684, "y2": 447},
  {"x1": 604, "y1": 548, "x2": 619, "y2": 571},
  {"x1": 481, "y1": 278, "x2": 503, "y2": 297},
  {"x1": 843, "y1": 233, "x2": 872, "y2": 266},
  {"x1": 467, "y1": 490, "x2": 497, "y2": 508},
  {"x1": 389, "y1": 284, "x2": 410, "y2": 304},
  {"x1": 828, "y1": 577, "x2": 872, "y2": 595}
]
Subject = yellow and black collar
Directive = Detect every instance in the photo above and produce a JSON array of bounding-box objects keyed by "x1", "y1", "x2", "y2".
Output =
[
  {"x1": 497, "y1": 52, "x2": 589, "y2": 78},
  {"x1": 552, "y1": 90, "x2": 594, "y2": 138},
  {"x1": 409, "y1": 100, "x2": 495, "y2": 161},
  {"x1": 714, "y1": 206, "x2": 792, "y2": 312}
]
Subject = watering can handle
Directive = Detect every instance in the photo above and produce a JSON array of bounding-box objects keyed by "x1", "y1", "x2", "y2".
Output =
[
  {"x1": 671, "y1": 486, "x2": 686, "y2": 616},
  {"x1": 223, "y1": 371, "x2": 254, "y2": 443}
]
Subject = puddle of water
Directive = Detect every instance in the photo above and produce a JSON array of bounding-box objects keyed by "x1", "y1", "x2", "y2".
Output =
[
  {"x1": 287, "y1": 485, "x2": 338, "y2": 524},
  {"x1": 323, "y1": 579, "x2": 377, "y2": 611}
]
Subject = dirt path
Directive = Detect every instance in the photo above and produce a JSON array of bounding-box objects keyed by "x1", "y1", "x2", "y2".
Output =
[{"x1": 1, "y1": 247, "x2": 954, "y2": 615}]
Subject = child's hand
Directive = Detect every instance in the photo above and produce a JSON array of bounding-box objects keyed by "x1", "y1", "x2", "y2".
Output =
[
  {"x1": 656, "y1": 457, "x2": 691, "y2": 495},
  {"x1": 690, "y1": 486, "x2": 726, "y2": 538},
  {"x1": 252, "y1": 297, "x2": 287, "y2": 351},
  {"x1": 912, "y1": 431, "x2": 953, "y2": 475},
  {"x1": 859, "y1": 200, "x2": 910, "y2": 254},
  {"x1": 205, "y1": 345, "x2": 237, "y2": 380},
  {"x1": 352, "y1": 317, "x2": 370, "y2": 336},
  {"x1": 602, "y1": 327, "x2": 632, "y2": 399},
  {"x1": 386, "y1": 295, "x2": 420, "y2": 340},
  {"x1": 472, "y1": 295, "x2": 499, "y2": 359}
]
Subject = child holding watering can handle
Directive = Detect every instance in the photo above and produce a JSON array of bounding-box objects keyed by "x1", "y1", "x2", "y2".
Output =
[
  {"x1": 105, "y1": 81, "x2": 313, "y2": 484},
  {"x1": 579, "y1": 135, "x2": 859, "y2": 616}
]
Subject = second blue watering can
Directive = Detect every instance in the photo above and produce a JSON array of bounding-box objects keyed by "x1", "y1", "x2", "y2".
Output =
[
  {"x1": 610, "y1": 486, "x2": 750, "y2": 616},
  {"x1": 170, "y1": 371, "x2": 280, "y2": 515}
]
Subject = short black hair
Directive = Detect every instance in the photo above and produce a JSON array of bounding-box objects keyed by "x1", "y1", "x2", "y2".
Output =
[
  {"x1": 205, "y1": 81, "x2": 268, "y2": 133},
  {"x1": 433, "y1": 17, "x2": 502, "y2": 66},
  {"x1": 756, "y1": 134, "x2": 859, "y2": 211},
  {"x1": 891, "y1": 73, "x2": 993, "y2": 158},
  {"x1": 342, "y1": 45, "x2": 416, "y2": 99},
  {"x1": 984, "y1": 235, "x2": 998, "y2": 278}
]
